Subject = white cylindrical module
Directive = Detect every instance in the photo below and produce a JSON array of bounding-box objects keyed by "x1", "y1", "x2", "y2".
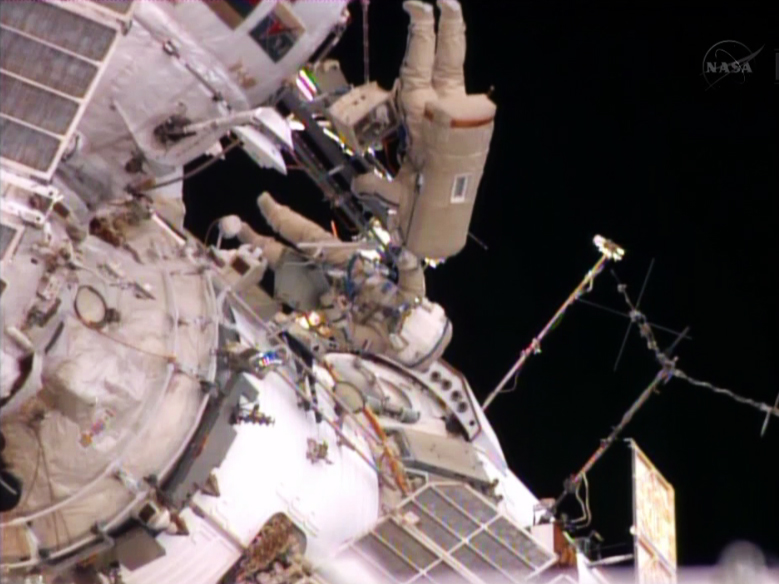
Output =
[{"x1": 151, "y1": 0, "x2": 350, "y2": 107}]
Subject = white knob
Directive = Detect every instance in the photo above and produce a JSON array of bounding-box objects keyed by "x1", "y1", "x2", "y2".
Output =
[{"x1": 219, "y1": 215, "x2": 243, "y2": 238}]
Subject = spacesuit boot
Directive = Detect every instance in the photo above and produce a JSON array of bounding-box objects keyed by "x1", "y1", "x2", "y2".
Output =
[{"x1": 257, "y1": 192, "x2": 353, "y2": 266}]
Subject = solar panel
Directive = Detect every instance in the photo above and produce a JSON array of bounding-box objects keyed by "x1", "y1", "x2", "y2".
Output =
[
  {"x1": 487, "y1": 517, "x2": 554, "y2": 570},
  {"x1": 0, "y1": 117, "x2": 61, "y2": 172},
  {"x1": 401, "y1": 503, "x2": 460, "y2": 551},
  {"x1": 1, "y1": 74, "x2": 80, "y2": 135},
  {"x1": 0, "y1": 29, "x2": 98, "y2": 99},
  {"x1": 452, "y1": 544, "x2": 515, "y2": 584},
  {"x1": 354, "y1": 533, "x2": 418, "y2": 582},
  {"x1": 0, "y1": 1, "x2": 120, "y2": 179},
  {"x1": 437, "y1": 484, "x2": 497, "y2": 524},
  {"x1": 0, "y1": 1, "x2": 116, "y2": 61},
  {"x1": 328, "y1": 482, "x2": 558, "y2": 584},
  {"x1": 416, "y1": 488, "x2": 479, "y2": 539},
  {"x1": 469, "y1": 531, "x2": 534, "y2": 581}
]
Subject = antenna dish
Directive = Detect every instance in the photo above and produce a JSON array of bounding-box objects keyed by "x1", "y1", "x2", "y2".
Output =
[{"x1": 593, "y1": 235, "x2": 625, "y2": 261}]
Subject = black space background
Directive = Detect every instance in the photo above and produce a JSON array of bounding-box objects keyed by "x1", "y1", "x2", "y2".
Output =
[{"x1": 184, "y1": 0, "x2": 779, "y2": 566}]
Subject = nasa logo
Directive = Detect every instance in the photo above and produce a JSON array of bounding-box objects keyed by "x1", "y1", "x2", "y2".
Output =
[{"x1": 701, "y1": 40, "x2": 763, "y2": 90}]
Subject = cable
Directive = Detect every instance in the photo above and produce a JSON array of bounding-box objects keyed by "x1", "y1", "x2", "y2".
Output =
[
  {"x1": 203, "y1": 218, "x2": 221, "y2": 247},
  {"x1": 34, "y1": 430, "x2": 61, "y2": 549},
  {"x1": 572, "y1": 480, "x2": 587, "y2": 525},
  {"x1": 675, "y1": 371, "x2": 779, "y2": 420},
  {"x1": 583, "y1": 472, "x2": 592, "y2": 527},
  {"x1": 133, "y1": 138, "x2": 242, "y2": 194},
  {"x1": 75, "y1": 317, "x2": 175, "y2": 362},
  {"x1": 363, "y1": 407, "x2": 410, "y2": 495},
  {"x1": 570, "y1": 473, "x2": 593, "y2": 528},
  {"x1": 500, "y1": 370, "x2": 520, "y2": 396},
  {"x1": 14, "y1": 432, "x2": 42, "y2": 513}
]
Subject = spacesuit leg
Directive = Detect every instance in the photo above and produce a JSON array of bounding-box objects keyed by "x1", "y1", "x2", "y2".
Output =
[
  {"x1": 351, "y1": 160, "x2": 417, "y2": 209},
  {"x1": 257, "y1": 192, "x2": 352, "y2": 266},
  {"x1": 432, "y1": 0, "x2": 467, "y2": 98},
  {"x1": 236, "y1": 224, "x2": 287, "y2": 270},
  {"x1": 399, "y1": 1, "x2": 438, "y2": 161}
]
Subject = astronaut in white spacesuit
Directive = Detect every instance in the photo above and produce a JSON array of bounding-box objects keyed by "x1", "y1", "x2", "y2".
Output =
[
  {"x1": 353, "y1": 0, "x2": 496, "y2": 260},
  {"x1": 221, "y1": 192, "x2": 451, "y2": 370}
]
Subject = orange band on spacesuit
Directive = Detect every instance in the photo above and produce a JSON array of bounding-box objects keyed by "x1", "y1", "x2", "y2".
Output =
[{"x1": 424, "y1": 109, "x2": 495, "y2": 128}]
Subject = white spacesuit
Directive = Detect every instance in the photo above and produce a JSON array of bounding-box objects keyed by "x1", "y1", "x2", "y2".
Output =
[
  {"x1": 353, "y1": 0, "x2": 496, "y2": 260},
  {"x1": 221, "y1": 192, "x2": 451, "y2": 370}
]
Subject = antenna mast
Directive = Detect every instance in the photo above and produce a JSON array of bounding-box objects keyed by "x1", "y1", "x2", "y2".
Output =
[
  {"x1": 482, "y1": 236, "x2": 625, "y2": 411},
  {"x1": 552, "y1": 273, "x2": 779, "y2": 518},
  {"x1": 362, "y1": 0, "x2": 370, "y2": 83}
]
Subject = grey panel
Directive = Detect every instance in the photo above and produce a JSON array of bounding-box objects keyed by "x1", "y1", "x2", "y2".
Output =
[
  {"x1": 355, "y1": 534, "x2": 417, "y2": 583},
  {"x1": 436, "y1": 485, "x2": 497, "y2": 524},
  {"x1": 114, "y1": 526, "x2": 166, "y2": 571},
  {"x1": 452, "y1": 545, "x2": 514, "y2": 584},
  {"x1": 324, "y1": 483, "x2": 558, "y2": 584},
  {"x1": 488, "y1": 517, "x2": 555, "y2": 570},
  {"x1": 0, "y1": 1, "x2": 116, "y2": 61},
  {"x1": 469, "y1": 531, "x2": 533, "y2": 581},
  {"x1": 375, "y1": 520, "x2": 438, "y2": 571},
  {"x1": 416, "y1": 489, "x2": 479, "y2": 539},
  {"x1": 0, "y1": 73, "x2": 79, "y2": 135},
  {"x1": 161, "y1": 366, "x2": 248, "y2": 507},
  {"x1": 402, "y1": 502, "x2": 459, "y2": 551},
  {"x1": 0, "y1": 116, "x2": 60, "y2": 171},
  {"x1": 396, "y1": 429, "x2": 491, "y2": 488},
  {"x1": 88, "y1": 0, "x2": 134, "y2": 15},
  {"x1": 273, "y1": 250, "x2": 331, "y2": 312},
  {"x1": 0, "y1": 27, "x2": 98, "y2": 98}
]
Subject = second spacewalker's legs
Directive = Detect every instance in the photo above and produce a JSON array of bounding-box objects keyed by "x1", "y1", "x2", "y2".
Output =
[
  {"x1": 432, "y1": 0, "x2": 467, "y2": 98},
  {"x1": 399, "y1": 1, "x2": 438, "y2": 164},
  {"x1": 236, "y1": 226, "x2": 287, "y2": 270},
  {"x1": 257, "y1": 192, "x2": 353, "y2": 267}
]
